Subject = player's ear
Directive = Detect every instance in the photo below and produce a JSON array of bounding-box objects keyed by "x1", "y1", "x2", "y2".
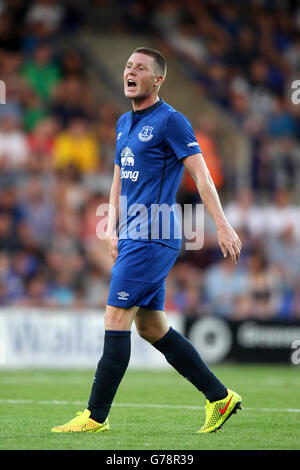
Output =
[{"x1": 154, "y1": 74, "x2": 164, "y2": 88}]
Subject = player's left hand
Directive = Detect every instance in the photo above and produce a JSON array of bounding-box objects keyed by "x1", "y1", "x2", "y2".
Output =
[{"x1": 217, "y1": 223, "x2": 242, "y2": 264}]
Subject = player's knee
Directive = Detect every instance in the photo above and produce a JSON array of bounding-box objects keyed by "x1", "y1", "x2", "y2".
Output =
[
  {"x1": 136, "y1": 325, "x2": 164, "y2": 344},
  {"x1": 136, "y1": 325, "x2": 151, "y2": 342},
  {"x1": 105, "y1": 307, "x2": 130, "y2": 330}
]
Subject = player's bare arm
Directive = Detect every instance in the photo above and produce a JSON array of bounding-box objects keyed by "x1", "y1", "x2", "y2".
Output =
[
  {"x1": 183, "y1": 153, "x2": 242, "y2": 264},
  {"x1": 105, "y1": 163, "x2": 121, "y2": 262}
]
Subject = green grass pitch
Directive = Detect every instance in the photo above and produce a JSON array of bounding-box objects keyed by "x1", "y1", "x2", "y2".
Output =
[{"x1": 0, "y1": 364, "x2": 299, "y2": 450}]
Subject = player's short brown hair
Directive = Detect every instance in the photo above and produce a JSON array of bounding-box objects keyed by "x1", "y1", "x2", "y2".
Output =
[{"x1": 133, "y1": 47, "x2": 167, "y2": 79}]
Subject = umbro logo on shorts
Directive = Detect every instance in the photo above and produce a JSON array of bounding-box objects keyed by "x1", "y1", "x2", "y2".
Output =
[{"x1": 117, "y1": 291, "x2": 130, "y2": 300}]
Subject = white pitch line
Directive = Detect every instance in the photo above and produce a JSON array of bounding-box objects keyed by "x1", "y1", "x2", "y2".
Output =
[
  {"x1": 0, "y1": 399, "x2": 202, "y2": 409},
  {"x1": 0, "y1": 398, "x2": 300, "y2": 413}
]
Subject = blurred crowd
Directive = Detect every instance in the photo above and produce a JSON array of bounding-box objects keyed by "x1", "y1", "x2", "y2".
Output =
[
  {"x1": 0, "y1": 0, "x2": 300, "y2": 320},
  {"x1": 150, "y1": 0, "x2": 300, "y2": 197}
]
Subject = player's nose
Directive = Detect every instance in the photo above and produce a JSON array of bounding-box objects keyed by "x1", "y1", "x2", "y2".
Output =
[
  {"x1": 125, "y1": 72, "x2": 136, "y2": 81},
  {"x1": 128, "y1": 68, "x2": 137, "y2": 77}
]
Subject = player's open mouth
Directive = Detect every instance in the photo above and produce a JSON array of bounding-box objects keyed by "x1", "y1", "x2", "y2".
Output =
[{"x1": 127, "y1": 79, "x2": 137, "y2": 89}]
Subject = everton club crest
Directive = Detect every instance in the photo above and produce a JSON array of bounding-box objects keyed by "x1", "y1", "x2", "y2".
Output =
[{"x1": 138, "y1": 125, "x2": 153, "y2": 142}]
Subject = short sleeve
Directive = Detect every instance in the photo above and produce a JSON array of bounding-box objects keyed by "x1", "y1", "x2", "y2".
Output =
[
  {"x1": 114, "y1": 119, "x2": 121, "y2": 166},
  {"x1": 165, "y1": 112, "x2": 201, "y2": 160},
  {"x1": 114, "y1": 148, "x2": 120, "y2": 166}
]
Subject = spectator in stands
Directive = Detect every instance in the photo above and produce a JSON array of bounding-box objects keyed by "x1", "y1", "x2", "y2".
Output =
[
  {"x1": 11, "y1": 249, "x2": 40, "y2": 284},
  {"x1": 21, "y1": 87, "x2": 48, "y2": 132},
  {"x1": 96, "y1": 101, "x2": 118, "y2": 172},
  {"x1": 180, "y1": 114, "x2": 224, "y2": 204},
  {"x1": 290, "y1": 282, "x2": 300, "y2": 318},
  {"x1": 150, "y1": 0, "x2": 184, "y2": 36},
  {"x1": 25, "y1": 0, "x2": 65, "y2": 34},
  {"x1": 164, "y1": 273, "x2": 180, "y2": 312},
  {"x1": 224, "y1": 189, "x2": 266, "y2": 239},
  {"x1": 215, "y1": 3, "x2": 242, "y2": 38},
  {"x1": 265, "y1": 224, "x2": 300, "y2": 288},
  {"x1": 0, "y1": 184, "x2": 24, "y2": 227},
  {"x1": 228, "y1": 77, "x2": 252, "y2": 130},
  {"x1": 229, "y1": 27, "x2": 258, "y2": 75},
  {"x1": 48, "y1": 269, "x2": 77, "y2": 307},
  {"x1": 265, "y1": 189, "x2": 297, "y2": 238},
  {"x1": 204, "y1": 256, "x2": 249, "y2": 317},
  {"x1": 284, "y1": 33, "x2": 300, "y2": 75},
  {"x1": 169, "y1": 262, "x2": 208, "y2": 316},
  {"x1": 50, "y1": 76, "x2": 95, "y2": 127},
  {"x1": 60, "y1": 49, "x2": 85, "y2": 79},
  {"x1": 122, "y1": 0, "x2": 150, "y2": 34},
  {"x1": 53, "y1": 117, "x2": 100, "y2": 174},
  {"x1": 248, "y1": 58, "x2": 275, "y2": 117},
  {"x1": 247, "y1": 250, "x2": 282, "y2": 319},
  {"x1": 83, "y1": 264, "x2": 109, "y2": 309},
  {"x1": 83, "y1": 0, "x2": 123, "y2": 33},
  {"x1": 0, "y1": 212, "x2": 16, "y2": 252},
  {"x1": 0, "y1": 279, "x2": 10, "y2": 305},
  {"x1": 26, "y1": 116, "x2": 57, "y2": 164},
  {"x1": 19, "y1": 272, "x2": 52, "y2": 307},
  {"x1": 166, "y1": 18, "x2": 208, "y2": 66},
  {"x1": 19, "y1": 176, "x2": 55, "y2": 248},
  {"x1": 194, "y1": 115, "x2": 224, "y2": 190},
  {"x1": 181, "y1": 279, "x2": 209, "y2": 318},
  {"x1": 0, "y1": 251, "x2": 24, "y2": 303},
  {"x1": 0, "y1": 10, "x2": 22, "y2": 52},
  {"x1": 268, "y1": 95, "x2": 297, "y2": 138},
  {"x1": 22, "y1": 17, "x2": 55, "y2": 58},
  {"x1": 53, "y1": 166, "x2": 89, "y2": 214},
  {"x1": 44, "y1": 244, "x2": 85, "y2": 306},
  {"x1": 268, "y1": 136, "x2": 300, "y2": 192},
  {"x1": 0, "y1": 114, "x2": 28, "y2": 170},
  {"x1": 22, "y1": 42, "x2": 61, "y2": 101},
  {"x1": 53, "y1": 118, "x2": 100, "y2": 173},
  {"x1": 80, "y1": 192, "x2": 113, "y2": 276}
]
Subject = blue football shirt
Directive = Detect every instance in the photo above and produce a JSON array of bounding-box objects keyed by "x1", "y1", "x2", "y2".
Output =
[{"x1": 114, "y1": 99, "x2": 201, "y2": 249}]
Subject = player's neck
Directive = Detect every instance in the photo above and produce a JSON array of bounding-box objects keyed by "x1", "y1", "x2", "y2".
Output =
[{"x1": 132, "y1": 94, "x2": 160, "y2": 112}]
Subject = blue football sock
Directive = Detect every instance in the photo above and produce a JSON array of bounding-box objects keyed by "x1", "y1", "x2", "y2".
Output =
[
  {"x1": 88, "y1": 330, "x2": 131, "y2": 423},
  {"x1": 153, "y1": 327, "x2": 227, "y2": 402}
]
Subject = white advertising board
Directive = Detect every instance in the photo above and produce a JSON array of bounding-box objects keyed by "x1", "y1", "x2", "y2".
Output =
[{"x1": 0, "y1": 308, "x2": 183, "y2": 368}]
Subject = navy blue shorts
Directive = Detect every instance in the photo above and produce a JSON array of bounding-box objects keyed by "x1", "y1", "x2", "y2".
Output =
[{"x1": 107, "y1": 239, "x2": 179, "y2": 311}]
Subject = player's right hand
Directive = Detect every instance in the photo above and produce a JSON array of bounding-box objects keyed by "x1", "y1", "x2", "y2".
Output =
[
  {"x1": 217, "y1": 222, "x2": 242, "y2": 264},
  {"x1": 105, "y1": 234, "x2": 119, "y2": 262}
]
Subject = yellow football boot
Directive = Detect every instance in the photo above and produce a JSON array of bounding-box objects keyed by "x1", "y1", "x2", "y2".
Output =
[
  {"x1": 51, "y1": 409, "x2": 110, "y2": 433},
  {"x1": 197, "y1": 389, "x2": 242, "y2": 433}
]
